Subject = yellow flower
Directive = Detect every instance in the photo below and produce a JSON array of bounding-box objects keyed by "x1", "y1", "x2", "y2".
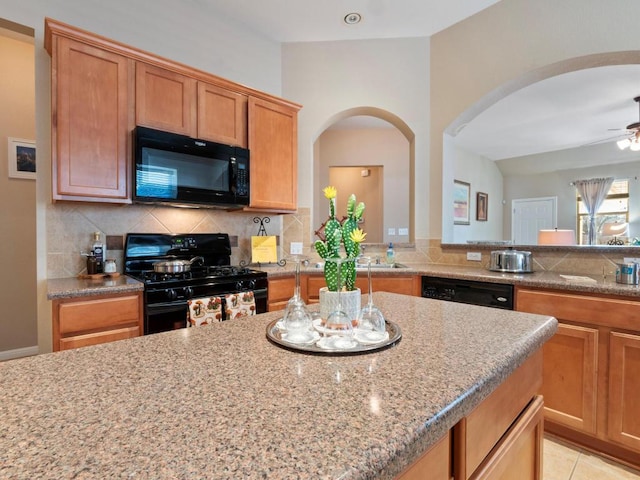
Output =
[
  {"x1": 350, "y1": 228, "x2": 366, "y2": 244},
  {"x1": 323, "y1": 185, "x2": 337, "y2": 200}
]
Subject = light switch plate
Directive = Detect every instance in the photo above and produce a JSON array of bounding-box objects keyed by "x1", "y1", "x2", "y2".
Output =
[
  {"x1": 398, "y1": 227, "x2": 408, "y2": 235},
  {"x1": 290, "y1": 242, "x2": 303, "y2": 255},
  {"x1": 467, "y1": 252, "x2": 482, "y2": 261},
  {"x1": 388, "y1": 228, "x2": 396, "y2": 235}
]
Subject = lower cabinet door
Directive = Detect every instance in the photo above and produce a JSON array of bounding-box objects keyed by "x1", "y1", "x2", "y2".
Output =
[
  {"x1": 541, "y1": 323, "x2": 598, "y2": 434},
  {"x1": 470, "y1": 396, "x2": 544, "y2": 480},
  {"x1": 608, "y1": 331, "x2": 640, "y2": 453}
]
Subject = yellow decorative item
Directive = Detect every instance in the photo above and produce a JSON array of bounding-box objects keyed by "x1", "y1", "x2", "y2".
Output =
[{"x1": 251, "y1": 235, "x2": 278, "y2": 264}]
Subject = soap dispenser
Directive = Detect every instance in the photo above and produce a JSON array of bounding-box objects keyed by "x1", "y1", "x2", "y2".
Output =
[{"x1": 386, "y1": 242, "x2": 395, "y2": 266}]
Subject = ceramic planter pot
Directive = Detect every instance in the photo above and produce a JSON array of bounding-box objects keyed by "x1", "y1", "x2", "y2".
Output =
[{"x1": 319, "y1": 287, "x2": 361, "y2": 322}]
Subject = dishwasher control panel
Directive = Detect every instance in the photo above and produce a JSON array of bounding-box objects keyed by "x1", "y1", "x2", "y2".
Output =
[{"x1": 421, "y1": 276, "x2": 514, "y2": 310}]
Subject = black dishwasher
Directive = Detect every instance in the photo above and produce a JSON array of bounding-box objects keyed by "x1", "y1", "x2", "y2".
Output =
[{"x1": 421, "y1": 276, "x2": 514, "y2": 310}]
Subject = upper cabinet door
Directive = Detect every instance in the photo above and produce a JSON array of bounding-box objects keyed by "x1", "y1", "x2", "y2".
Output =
[
  {"x1": 197, "y1": 82, "x2": 247, "y2": 147},
  {"x1": 52, "y1": 36, "x2": 132, "y2": 202},
  {"x1": 135, "y1": 63, "x2": 196, "y2": 136},
  {"x1": 248, "y1": 97, "x2": 299, "y2": 212}
]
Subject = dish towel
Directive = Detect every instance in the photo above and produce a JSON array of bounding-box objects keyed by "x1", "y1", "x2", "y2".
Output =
[
  {"x1": 187, "y1": 296, "x2": 223, "y2": 327},
  {"x1": 225, "y1": 291, "x2": 256, "y2": 320}
]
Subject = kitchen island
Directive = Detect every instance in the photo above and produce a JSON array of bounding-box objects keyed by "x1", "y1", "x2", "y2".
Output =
[{"x1": 2, "y1": 292, "x2": 556, "y2": 479}]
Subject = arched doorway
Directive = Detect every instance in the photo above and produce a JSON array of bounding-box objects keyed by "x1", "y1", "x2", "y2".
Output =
[{"x1": 312, "y1": 107, "x2": 415, "y2": 246}]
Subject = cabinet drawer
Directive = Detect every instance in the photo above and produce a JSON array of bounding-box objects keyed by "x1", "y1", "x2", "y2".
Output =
[
  {"x1": 57, "y1": 294, "x2": 141, "y2": 334},
  {"x1": 396, "y1": 430, "x2": 450, "y2": 480},
  {"x1": 516, "y1": 288, "x2": 640, "y2": 330},
  {"x1": 268, "y1": 277, "x2": 296, "y2": 303},
  {"x1": 454, "y1": 350, "x2": 542, "y2": 479},
  {"x1": 59, "y1": 326, "x2": 140, "y2": 350},
  {"x1": 307, "y1": 274, "x2": 420, "y2": 300},
  {"x1": 469, "y1": 396, "x2": 544, "y2": 480}
]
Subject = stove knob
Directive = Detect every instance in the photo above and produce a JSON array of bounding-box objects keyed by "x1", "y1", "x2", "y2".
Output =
[
  {"x1": 235, "y1": 281, "x2": 244, "y2": 291},
  {"x1": 166, "y1": 289, "x2": 177, "y2": 301},
  {"x1": 184, "y1": 287, "x2": 194, "y2": 298},
  {"x1": 248, "y1": 279, "x2": 257, "y2": 290}
]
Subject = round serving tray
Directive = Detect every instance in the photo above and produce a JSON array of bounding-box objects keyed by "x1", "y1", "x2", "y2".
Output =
[{"x1": 266, "y1": 318, "x2": 402, "y2": 355}]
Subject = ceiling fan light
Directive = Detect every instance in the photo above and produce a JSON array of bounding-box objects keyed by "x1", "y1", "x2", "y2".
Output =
[
  {"x1": 617, "y1": 138, "x2": 631, "y2": 150},
  {"x1": 629, "y1": 141, "x2": 640, "y2": 151}
]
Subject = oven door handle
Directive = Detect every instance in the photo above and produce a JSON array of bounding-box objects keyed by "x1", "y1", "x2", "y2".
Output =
[
  {"x1": 146, "y1": 302, "x2": 189, "y2": 312},
  {"x1": 245, "y1": 287, "x2": 267, "y2": 298}
]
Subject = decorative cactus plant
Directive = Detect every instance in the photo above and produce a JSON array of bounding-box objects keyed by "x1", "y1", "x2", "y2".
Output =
[{"x1": 314, "y1": 186, "x2": 366, "y2": 291}]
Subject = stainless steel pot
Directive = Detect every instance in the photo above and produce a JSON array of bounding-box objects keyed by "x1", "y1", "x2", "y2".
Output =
[
  {"x1": 489, "y1": 249, "x2": 533, "y2": 273},
  {"x1": 615, "y1": 262, "x2": 640, "y2": 285},
  {"x1": 153, "y1": 256, "x2": 204, "y2": 273}
]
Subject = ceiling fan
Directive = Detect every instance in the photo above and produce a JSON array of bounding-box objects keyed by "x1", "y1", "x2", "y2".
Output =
[{"x1": 616, "y1": 96, "x2": 640, "y2": 151}]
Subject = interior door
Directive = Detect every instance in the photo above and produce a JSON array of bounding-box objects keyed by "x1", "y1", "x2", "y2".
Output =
[{"x1": 512, "y1": 197, "x2": 557, "y2": 244}]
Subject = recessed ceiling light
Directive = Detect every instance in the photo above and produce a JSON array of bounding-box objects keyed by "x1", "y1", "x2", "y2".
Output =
[{"x1": 344, "y1": 12, "x2": 362, "y2": 25}]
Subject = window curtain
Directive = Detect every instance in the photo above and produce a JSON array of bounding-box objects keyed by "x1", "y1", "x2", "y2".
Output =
[{"x1": 573, "y1": 177, "x2": 614, "y2": 245}]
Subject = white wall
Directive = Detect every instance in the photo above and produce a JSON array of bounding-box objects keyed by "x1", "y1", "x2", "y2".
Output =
[
  {"x1": 450, "y1": 145, "x2": 504, "y2": 243},
  {"x1": 317, "y1": 127, "x2": 410, "y2": 244},
  {"x1": 4, "y1": 1, "x2": 282, "y2": 96},
  {"x1": 282, "y1": 38, "x2": 430, "y2": 240}
]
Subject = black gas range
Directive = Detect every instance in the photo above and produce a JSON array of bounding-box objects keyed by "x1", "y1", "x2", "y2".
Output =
[{"x1": 124, "y1": 233, "x2": 268, "y2": 335}]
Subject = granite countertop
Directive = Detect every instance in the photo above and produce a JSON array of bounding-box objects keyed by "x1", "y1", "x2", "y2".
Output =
[
  {"x1": 265, "y1": 262, "x2": 640, "y2": 298},
  {"x1": 47, "y1": 275, "x2": 144, "y2": 300},
  {"x1": 46, "y1": 261, "x2": 640, "y2": 301},
  {"x1": 1, "y1": 292, "x2": 557, "y2": 479}
]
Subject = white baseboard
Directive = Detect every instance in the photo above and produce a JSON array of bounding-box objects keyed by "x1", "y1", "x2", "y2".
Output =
[{"x1": 0, "y1": 345, "x2": 39, "y2": 361}]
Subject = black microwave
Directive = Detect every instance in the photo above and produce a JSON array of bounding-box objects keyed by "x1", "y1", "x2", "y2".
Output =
[{"x1": 133, "y1": 126, "x2": 250, "y2": 208}]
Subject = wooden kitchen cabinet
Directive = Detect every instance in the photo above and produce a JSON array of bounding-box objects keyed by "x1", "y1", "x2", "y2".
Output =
[
  {"x1": 454, "y1": 350, "x2": 543, "y2": 480},
  {"x1": 516, "y1": 287, "x2": 640, "y2": 468},
  {"x1": 306, "y1": 273, "x2": 421, "y2": 304},
  {"x1": 468, "y1": 396, "x2": 544, "y2": 480},
  {"x1": 247, "y1": 97, "x2": 299, "y2": 212},
  {"x1": 608, "y1": 331, "x2": 640, "y2": 452},
  {"x1": 198, "y1": 82, "x2": 248, "y2": 147},
  {"x1": 136, "y1": 65, "x2": 249, "y2": 146},
  {"x1": 135, "y1": 62, "x2": 197, "y2": 136},
  {"x1": 46, "y1": 24, "x2": 133, "y2": 203},
  {"x1": 539, "y1": 323, "x2": 598, "y2": 433},
  {"x1": 396, "y1": 350, "x2": 543, "y2": 480},
  {"x1": 354, "y1": 274, "x2": 422, "y2": 297},
  {"x1": 53, "y1": 292, "x2": 143, "y2": 351},
  {"x1": 396, "y1": 431, "x2": 451, "y2": 480},
  {"x1": 46, "y1": 18, "x2": 300, "y2": 210},
  {"x1": 268, "y1": 276, "x2": 305, "y2": 312}
]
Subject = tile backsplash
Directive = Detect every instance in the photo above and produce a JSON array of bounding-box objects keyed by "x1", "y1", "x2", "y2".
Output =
[
  {"x1": 47, "y1": 202, "x2": 624, "y2": 279},
  {"x1": 46, "y1": 203, "x2": 286, "y2": 278}
]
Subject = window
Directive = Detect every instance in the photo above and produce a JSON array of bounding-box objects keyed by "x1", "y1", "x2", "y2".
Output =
[{"x1": 577, "y1": 179, "x2": 629, "y2": 245}]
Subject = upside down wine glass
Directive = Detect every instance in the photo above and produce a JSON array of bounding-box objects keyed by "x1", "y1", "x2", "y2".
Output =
[
  {"x1": 323, "y1": 258, "x2": 357, "y2": 349},
  {"x1": 357, "y1": 256, "x2": 386, "y2": 342},
  {"x1": 282, "y1": 256, "x2": 313, "y2": 343}
]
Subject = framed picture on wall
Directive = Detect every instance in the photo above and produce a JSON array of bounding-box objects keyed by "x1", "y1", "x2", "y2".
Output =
[
  {"x1": 477, "y1": 192, "x2": 488, "y2": 221},
  {"x1": 453, "y1": 180, "x2": 470, "y2": 225},
  {"x1": 7, "y1": 137, "x2": 36, "y2": 180}
]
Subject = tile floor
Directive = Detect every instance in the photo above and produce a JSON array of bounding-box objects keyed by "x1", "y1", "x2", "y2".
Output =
[{"x1": 544, "y1": 436, "x2": 640, "y2": 480}]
